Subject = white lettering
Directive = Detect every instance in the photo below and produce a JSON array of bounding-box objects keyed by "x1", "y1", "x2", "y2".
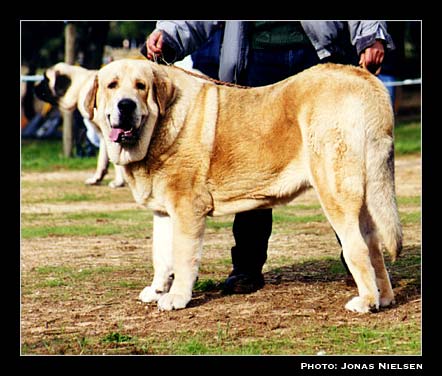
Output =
[
  {"x1": 341, "y1": 363, "x2": 374, "y2": 370},
  {"x1": 300, "y1": 363, "x2": 337, "y2": 370},
  {"x1": 378, "y1": 363, "x2": 423, "y2": 370}
]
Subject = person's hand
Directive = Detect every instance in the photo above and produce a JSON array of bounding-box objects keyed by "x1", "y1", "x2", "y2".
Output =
[
  {"x1": 359, "y1": 40, "x2": 385, "y2": 75},
  {"x1": 145, "y1": 30, "x2": 164, "y2": 60}
]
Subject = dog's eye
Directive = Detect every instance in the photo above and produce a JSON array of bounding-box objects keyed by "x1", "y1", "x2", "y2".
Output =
[
  {"x1": 107, "y1": 81, "x2": 118, "y2": 89},
  {"x1": 136, "y1": 82, "x2": 146, "y2": 91}
]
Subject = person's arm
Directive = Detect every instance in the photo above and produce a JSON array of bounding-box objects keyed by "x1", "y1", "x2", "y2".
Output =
[
  {"x1": 348, "y1": 21, "x2": 395, "y2": 74},
  {"x1": 145, "y1": 21, "x2": 222, "y2": 63}
]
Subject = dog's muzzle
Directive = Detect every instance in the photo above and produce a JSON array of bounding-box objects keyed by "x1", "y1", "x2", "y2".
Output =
[{"x1": 108, "y1": 99, "x2": 140, "y2": 145}]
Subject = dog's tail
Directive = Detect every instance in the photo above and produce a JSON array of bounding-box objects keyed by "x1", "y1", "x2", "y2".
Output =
[{"x1": 364, "y1": 86, "x2": 403, "y2": 261}]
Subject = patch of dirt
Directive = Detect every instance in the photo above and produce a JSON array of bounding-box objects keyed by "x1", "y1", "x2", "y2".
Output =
[
  {"x1": 20, "y1": 155, "x2": 422, "y2": 355},
  {"x1": 394, "y1": 155, "x2": 422, "y2": 197}
]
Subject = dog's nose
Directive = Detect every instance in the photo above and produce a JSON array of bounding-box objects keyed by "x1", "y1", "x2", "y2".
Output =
[{"x1": 118, "y1": 99, "x2": 136, "y2": 115}]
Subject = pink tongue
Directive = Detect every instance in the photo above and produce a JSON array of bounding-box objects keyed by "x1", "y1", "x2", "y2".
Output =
[{"x1": 109, "y1": 128, "x2": 124, "y2": 142}]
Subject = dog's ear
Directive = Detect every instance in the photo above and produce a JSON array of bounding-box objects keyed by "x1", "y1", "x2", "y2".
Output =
[
  {"x1": 54, "y1": 71, "x2": 72, "y2": 98},
  {"x1": 78, "y1": 74, "x2": 98, "y2": 120},
  {"x1": 152, "y1": 67, "x2": 175, "y2": 116}
]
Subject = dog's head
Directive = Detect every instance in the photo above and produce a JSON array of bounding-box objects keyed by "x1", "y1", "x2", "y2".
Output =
[
  {"x1": 35, "y1": 63, "x2": 94, "y2": 114},
  {"x1": 79, "y1": 59, "x2": 175, "y2": 165}
]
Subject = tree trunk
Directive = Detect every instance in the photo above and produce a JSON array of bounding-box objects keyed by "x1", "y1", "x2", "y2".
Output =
[{"x1": 63, "y1": 22, "x2": 76, "y2": 157}]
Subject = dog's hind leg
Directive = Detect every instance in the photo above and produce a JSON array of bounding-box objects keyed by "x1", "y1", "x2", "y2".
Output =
[
  {"x1": 309, "y1": 159, "x2": 380, "y2": 312},
  {"x1": 337, "y1": 215, "x2": 394, "y2": 307},
  {"x1": 367, "y1": 236, "x2": 395, "y2": 308},
  {"x1": 139, "y1": 211, "x2": 174, "y2": 303},
  {"x1": 85, "y1": 137, "x2": 109, "y2": 185},
  {"x1": 338, "y1": 224, "x2": 380, "y2": 313},
  {"x1": 108, "y1": 165, "x2": 126, "y2": 188},
  {"x1": 359, "y1": 205, "x2": 395, "y2": 307}
]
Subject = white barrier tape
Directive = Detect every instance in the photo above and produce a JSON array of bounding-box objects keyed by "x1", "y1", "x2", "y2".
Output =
[
  {"x1": 382, "y1": 78, "x2": 421, "y2": 87},
  {"x1": 21, "y1": 75, "x2": 44, "y2": 82}
]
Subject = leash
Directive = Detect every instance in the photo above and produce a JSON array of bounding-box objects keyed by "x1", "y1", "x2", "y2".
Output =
[{"x1": 152, "y1": 53, "x2": 251, "y2": 89}]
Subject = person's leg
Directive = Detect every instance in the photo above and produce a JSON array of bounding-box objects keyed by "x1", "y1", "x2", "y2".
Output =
[{"x1": 223, "y1": 209, "x2": 272, "y2": 293}]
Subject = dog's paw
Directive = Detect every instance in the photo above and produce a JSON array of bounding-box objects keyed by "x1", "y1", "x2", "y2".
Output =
[
  {"x1": 138, "y1": 286, "x2": 163, "y2": 303},
  {"x1": 380, "y1": 295, "x2": 395, "y2": 307},
  {"x1": 108, "y1": 180, "x2": 125, "y2": 188},
  {"x1": 157, "y1": 293, "x2": 190, "y2": 311},
  {"x1": 345, "y1": 296, "x2": 379, "y2": 313},
  {"x1": 85, "y1": 176, "x2": 101, "y2": 185}
]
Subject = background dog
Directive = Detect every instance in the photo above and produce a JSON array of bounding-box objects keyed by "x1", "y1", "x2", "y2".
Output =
[
  {"x1": 80, "y1": 58, "x2": 402, "y2": 314},
  {"x1": 35, "y1": 62, "x2": 125, "y2": 188}
]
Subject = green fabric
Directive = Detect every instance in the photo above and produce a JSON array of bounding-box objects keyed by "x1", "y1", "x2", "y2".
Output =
[{"x1": 251, "y1": 21, "x2": 311, "y2": 49}]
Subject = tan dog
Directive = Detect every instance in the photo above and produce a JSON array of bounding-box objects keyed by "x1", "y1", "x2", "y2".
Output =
[
  {"x1": 35, "y1": 63, "x2": 125, "y2": 188},
  {"x1": 80, "y1": 58, "x2": 402, "y2": 313}
]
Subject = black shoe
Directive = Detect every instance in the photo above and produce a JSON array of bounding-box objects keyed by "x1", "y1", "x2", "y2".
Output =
[{"x1": 222, "y1": 272, "x2": 265, "y2": 294}]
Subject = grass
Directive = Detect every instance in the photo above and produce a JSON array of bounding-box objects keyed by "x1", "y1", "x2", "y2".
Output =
[
  {"x1": 394, "y1": 120, "x2": 421, "y2": 155},
  {"x1": 31, "y1": 265, "x2": 133, "y2": 290},
  {"x1": 21, "y1": 209, "x2": 153, "y2": 239},
  {"x1": 21, "y1": 139, "x2": 98, "y2": 171},
  {"x1": 101, "y1": 332, "x2": 133, "y2": 344},
  {"x1": 21, "y1": 210, "x2": 239, "y2": 239},
  {"x1": 400, "y1": 211, "x2": 421, "y2": 224},
  {"x1": 21, "y1": 194, "x2": 420, "y2": 239},
  {"x1": 21, "y1": 224, "x2": 124, "y2": 238},
  {"x1": 23, "y1": 317, "x2": 420, "y2": 355},
  {"x1": 193, "y1": 278, "x2": 220, "y2": 292},
  {"x1": 305, "y1": 322, "x2": 421, "y2": 355}
]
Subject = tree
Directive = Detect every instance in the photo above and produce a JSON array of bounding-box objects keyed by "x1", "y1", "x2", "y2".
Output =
[
  {"x1": 107, "y1": 21, "x2": 156, "y2": 47},
  {"x1": 75, "y1": 22, "x2": 110, "y2": 69}
]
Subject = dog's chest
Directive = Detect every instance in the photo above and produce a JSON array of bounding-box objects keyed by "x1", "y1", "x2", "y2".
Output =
[
  {"x1": 144, "y1": 194, "x2": 167, "y2": 213},
  {"x1": 125, "y1": 169, "x2": 168, "y2": 213}
]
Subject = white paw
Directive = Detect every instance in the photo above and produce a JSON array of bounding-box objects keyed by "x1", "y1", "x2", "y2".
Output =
[
  {"x1": 345, "y1": 296, "x2": 379, "y2": 313},
  {"x1": 157, "y1": 293, "x2": 191, "y2": 311},
  {"x1": 108, "y1": 180, "x2": 125, "y2": 188},
  {"x1": 138, "y1": 286, "x2": 163, "y2": 303},
  {"x1": 85, "y1": 176, "x2": 101, "y2": 185}
]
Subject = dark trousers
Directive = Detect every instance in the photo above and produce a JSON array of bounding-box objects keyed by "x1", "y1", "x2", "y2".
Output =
[
  {"x1": 231, "y1": 44, "x2": 320, "y2": 275},
  {"x1": 231, "y1": 209, "x2": 273, "y2": 275}
]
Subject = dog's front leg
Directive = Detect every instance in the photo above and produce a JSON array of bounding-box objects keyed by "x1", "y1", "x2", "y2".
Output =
[
  {"x1": 157, "y1": 214, "x2": 205, "y2": 311},
  {"x1": 139, "y1": 211, "x2": 173, "y2": 303}
]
